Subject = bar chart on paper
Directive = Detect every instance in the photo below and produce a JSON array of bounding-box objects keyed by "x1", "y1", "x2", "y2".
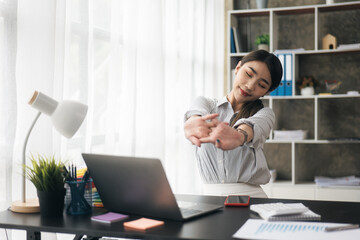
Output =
[{"x1": 233, "y1": 219, "x2": 360, "y2": 240}]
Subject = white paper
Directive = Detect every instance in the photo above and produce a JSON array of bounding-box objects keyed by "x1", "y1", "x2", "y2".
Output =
[
  {"x1": 233, "y1": 219, "x2": 360, "y2": 240},
  {"x1": 315, "y1": 176, "x2": 360, "y2": 187}
]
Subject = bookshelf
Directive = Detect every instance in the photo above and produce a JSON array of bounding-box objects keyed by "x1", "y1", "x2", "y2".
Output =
[{"x1": 228, "y1": 1, "x2": 360, "y2": 201}]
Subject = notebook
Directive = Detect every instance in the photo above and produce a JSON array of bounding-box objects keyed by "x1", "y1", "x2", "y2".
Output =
[
  {"x1": 82, "y1": 153, "x2": 223, "y2": 221},
  {"x1": 91, "y1": 212, "x2": 128, "y2": 223}
]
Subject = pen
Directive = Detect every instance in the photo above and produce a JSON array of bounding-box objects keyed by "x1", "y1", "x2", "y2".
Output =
[{"x1": 325, "y1": 224, "x2": 359, "y2": 232}]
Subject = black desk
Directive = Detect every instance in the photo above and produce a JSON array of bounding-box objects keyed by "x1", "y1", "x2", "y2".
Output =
[{"x1": 1, "y1": 194, "x2": 360, "y2": 240}]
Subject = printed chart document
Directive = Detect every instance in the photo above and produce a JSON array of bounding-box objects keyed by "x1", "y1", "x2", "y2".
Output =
[{"x1": 233, "y1": 219, "x2": 360, "y2": 240}]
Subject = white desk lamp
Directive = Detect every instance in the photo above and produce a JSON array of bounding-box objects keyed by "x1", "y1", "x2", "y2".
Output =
[{"x1": 11, "y1": 91, "x2": 88, "y2": 213}]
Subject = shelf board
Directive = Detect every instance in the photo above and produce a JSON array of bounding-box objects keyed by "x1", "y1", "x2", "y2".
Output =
[
  {"x1": 229, "y1": 9, "x2": 269, "y2": 17},
  {"x1": 263, "y1": 94, "x2": 360, "y2": 100},
  {"x1": 229, "y1": 53, "x2": 247, "y2": 57},
  {"x1": 273, "y1": 7, "x2": 315, "y2": 15},
  {"x1": 230, "y1": 1, "x2": 360, "y2": 15},
  {"x1": 266, "y1": 140, "x2": 360, "y2": 144},
  {"x1": 263, "y1": 181, "x2": 360, "y2": 190},
  {"x1": 230, "y1": 5, "x2": 316, "y2": 16},
  {"x1": 317, "y1": 1, "x2": 360, "y2": 12},
  {"x1": 294, "y1": 48, "x2": 360, "y2": 55},
  {"x1": 231, "y1": 49, "x2": 360, "y2": 59}
]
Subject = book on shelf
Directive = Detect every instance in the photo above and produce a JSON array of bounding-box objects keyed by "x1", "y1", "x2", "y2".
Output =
[
  {"x1": 231, "y1": 27, "x2": 242, "y2": 53},
  {"x1": 230, "y1": 27, "x2": 236, "y2": 53}
]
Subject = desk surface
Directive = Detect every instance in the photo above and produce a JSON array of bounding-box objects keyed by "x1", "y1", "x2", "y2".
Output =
[{"x1": 0, "y1": 194, "x2": 360, "y2": 240}]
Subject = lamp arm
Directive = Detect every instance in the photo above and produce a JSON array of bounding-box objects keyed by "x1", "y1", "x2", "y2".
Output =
[{"x1": 21, "y1": 112, "x2": 42, "y2": 203}]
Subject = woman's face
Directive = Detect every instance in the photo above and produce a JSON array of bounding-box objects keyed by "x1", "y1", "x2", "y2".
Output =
[{"x1": 230, "y1": 60, "x2": 272, "y2": 104}]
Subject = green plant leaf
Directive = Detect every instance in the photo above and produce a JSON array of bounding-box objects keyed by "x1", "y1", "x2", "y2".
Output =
[
  {"x1": 23, "y1": 154, "x2": 66, "y2": 192},
  {"x1": 255, "y1": 34, "x2": 269, "y2": 46}
]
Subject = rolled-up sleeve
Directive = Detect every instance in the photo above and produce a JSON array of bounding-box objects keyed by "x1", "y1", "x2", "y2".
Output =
[
  {"x1": 184, "y1": 96, "x2": 216, "y2": 121},
  {"x1": 233, "y1": 107, "x2": 275, "y2": 150}
]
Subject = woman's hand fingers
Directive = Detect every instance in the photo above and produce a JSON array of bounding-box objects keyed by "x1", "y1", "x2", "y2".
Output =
[
  {"x1": 198, "y1": 122, "x2": 231, "y2": 145},
  {"x1": 202, "y1": 114, "x2": 220, "y2": 128},
  {"x1": 188, "y1": 136, "x2": 201, "y2": 147},
  {"x1": 201, "y1": 113, "x2": 219, "y2": 121}
]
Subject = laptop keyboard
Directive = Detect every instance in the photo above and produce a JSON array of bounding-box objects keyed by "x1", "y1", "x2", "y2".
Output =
[
  {"x1": 180, "y1": 208, "x2": 203, "y2": 216},
  {"x1": 177, "y1": 201, "x2": 204, "y2": 217}
]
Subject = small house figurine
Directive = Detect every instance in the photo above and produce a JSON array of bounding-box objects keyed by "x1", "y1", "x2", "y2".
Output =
[{"x1": 322, "y1": 33, "x2": 337, "y2": 50}]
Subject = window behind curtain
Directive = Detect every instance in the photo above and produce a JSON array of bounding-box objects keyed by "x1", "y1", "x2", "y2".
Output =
[
  {"x1": 63, "y1": 0, "x2": 124, "y2": 158},
  {"x1": 0, "y1": 0, "x2": 17, "y2": 210}
]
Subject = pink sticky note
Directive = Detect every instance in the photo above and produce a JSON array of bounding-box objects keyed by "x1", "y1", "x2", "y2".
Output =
[{"x1": 123, "y1": 217, "x2": 164, "y2": 231}]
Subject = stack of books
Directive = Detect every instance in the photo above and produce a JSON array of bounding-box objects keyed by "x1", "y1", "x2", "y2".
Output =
[
  {"x1": 315, "y1": 176, "x2": 360, "y2": 187},
  {"x1": 274, "y1": 130, "x2": 307, "y2": 140}
]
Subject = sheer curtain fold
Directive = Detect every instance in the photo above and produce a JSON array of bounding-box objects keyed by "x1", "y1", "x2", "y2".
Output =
[
  {"x1": 0, "y1": 0, "x2": 17, "y2": 209},
  {"x1": 163, "y1": 0, "x2": 224, "y2": 193},
  {"x1": 5, "y1": 1, "x2": 225, "y2": 216}
]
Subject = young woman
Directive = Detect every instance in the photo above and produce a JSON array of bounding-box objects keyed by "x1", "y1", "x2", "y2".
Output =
[{"x1": 184, "y1": 50, "x2": 282, "y2": 197}]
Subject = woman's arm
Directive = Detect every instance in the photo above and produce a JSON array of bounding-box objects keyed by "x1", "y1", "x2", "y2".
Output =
[
  {"x1": 199, "y1": 107, "x2": 274, "y2": 150},
  {"x1": 233, "y1": 107, "x2": 275, "y2": 149},
  {"x1": 184, "y1": 96, "x2": 217, "y2": 121},
  {"x1": 184, "y1": 96, "x2": 219, "y2": 146}
]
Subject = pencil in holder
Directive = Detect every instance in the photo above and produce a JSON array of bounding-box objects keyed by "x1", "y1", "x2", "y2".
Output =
[{"x1": 65, "y1": 178, "x2": 93, "y2": 215}]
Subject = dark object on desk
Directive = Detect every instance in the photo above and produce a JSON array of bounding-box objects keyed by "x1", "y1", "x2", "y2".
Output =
[
  {"x1": 37, "y1": 189, "x2": 66, "y2": 217},
  {"x1": 21, "y1": 154, "x2": 67, "y2": 216},
  {"x1": 224, "y1": 195, "x2": 250, "y2": 207},
  {"x1": 65, "y1": 178, "x2": 93, "y2": 215},
  {"x1": 82, "y1": 153, "x2": 223, "y2": 221},
  {"x1": 325, "y1": 224, "x2": 360, "y2": 232}
]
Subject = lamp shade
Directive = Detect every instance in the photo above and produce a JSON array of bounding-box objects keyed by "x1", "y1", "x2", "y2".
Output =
[
  {"x1": 29, "y1": 91, "x2": 88, "y2": 138},
  {"x1": 11, "y1": 91, "x2": 88, "y2": 213}
]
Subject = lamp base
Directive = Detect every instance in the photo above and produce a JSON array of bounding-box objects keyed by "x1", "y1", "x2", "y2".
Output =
[{"x1": 10, "y1": 198, "x2": 40, "y2": 213}]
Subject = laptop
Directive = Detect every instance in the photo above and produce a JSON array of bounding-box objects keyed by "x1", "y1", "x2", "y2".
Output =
[{"x1": 82, "y1": 153, "x2": 223, "y2": 221}]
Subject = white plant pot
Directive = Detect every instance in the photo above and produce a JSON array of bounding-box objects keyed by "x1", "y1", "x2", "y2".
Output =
[
  {"x1": 256, "y1": 0, "x2": 268, "y2": 9},
  {"x1": 258, "y1": 44, "x2": 269, "y2": 51},
  {"x1": 301, "y1": 87, "x2": 315, "y2": 96}
]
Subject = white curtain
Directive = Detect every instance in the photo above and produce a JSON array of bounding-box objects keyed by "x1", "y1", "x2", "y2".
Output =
[
  {"x1": 0, "y1": 0, "x2": 17, "y2": 211},
  {"x1": 1, "y1": 1, "x2": 224, "y2": 237}
]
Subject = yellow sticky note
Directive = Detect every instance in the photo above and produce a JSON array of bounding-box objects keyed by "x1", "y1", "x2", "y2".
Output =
[{"x1": 123, "y1": 217, "x2": 164, "y2": 231}]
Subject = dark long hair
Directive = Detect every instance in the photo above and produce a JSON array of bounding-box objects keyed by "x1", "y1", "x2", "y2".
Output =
[{"x1": 230, "y1": 50, "x2": 283, "y2": 127}]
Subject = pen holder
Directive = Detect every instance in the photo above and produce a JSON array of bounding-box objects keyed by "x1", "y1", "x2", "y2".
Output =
[{"x1": 65, "y1": 178, "x2": 93, "y2": 215}]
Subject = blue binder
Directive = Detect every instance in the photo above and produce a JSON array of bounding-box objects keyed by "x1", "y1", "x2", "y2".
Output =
[
  {"x1": 285, "y1": 54, "x2": 293, "y2": 96},
  {"x1": 276, "y1": 54, "x2": 285, "y2": 96},
  {"x1": 270, "y1": 88, "x2": 278, "y2": 96},
  {"x1": 230, "y1": 28, "x2": 236, "y2": 53}
]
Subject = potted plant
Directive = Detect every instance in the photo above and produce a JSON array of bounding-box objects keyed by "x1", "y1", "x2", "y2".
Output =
[
  {"x1": 255, "y1": 34, "x2": 269, "y2": 51},
  {"x1": 24, "y1": 154, "x2": 67, "y2": 217},
  {"x1": 297, "y1": 76, "x2": 319, "y2": 96}
]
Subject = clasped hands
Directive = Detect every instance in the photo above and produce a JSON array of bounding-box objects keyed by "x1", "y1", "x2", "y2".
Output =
[{"x1": 184, "y1": 114, "x2": 244, "y2": 150}]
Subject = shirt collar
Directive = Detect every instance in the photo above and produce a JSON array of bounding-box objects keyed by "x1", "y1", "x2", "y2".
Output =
[{"x1": 217, "y1": 96, "x2": 230, "y2": 107}]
